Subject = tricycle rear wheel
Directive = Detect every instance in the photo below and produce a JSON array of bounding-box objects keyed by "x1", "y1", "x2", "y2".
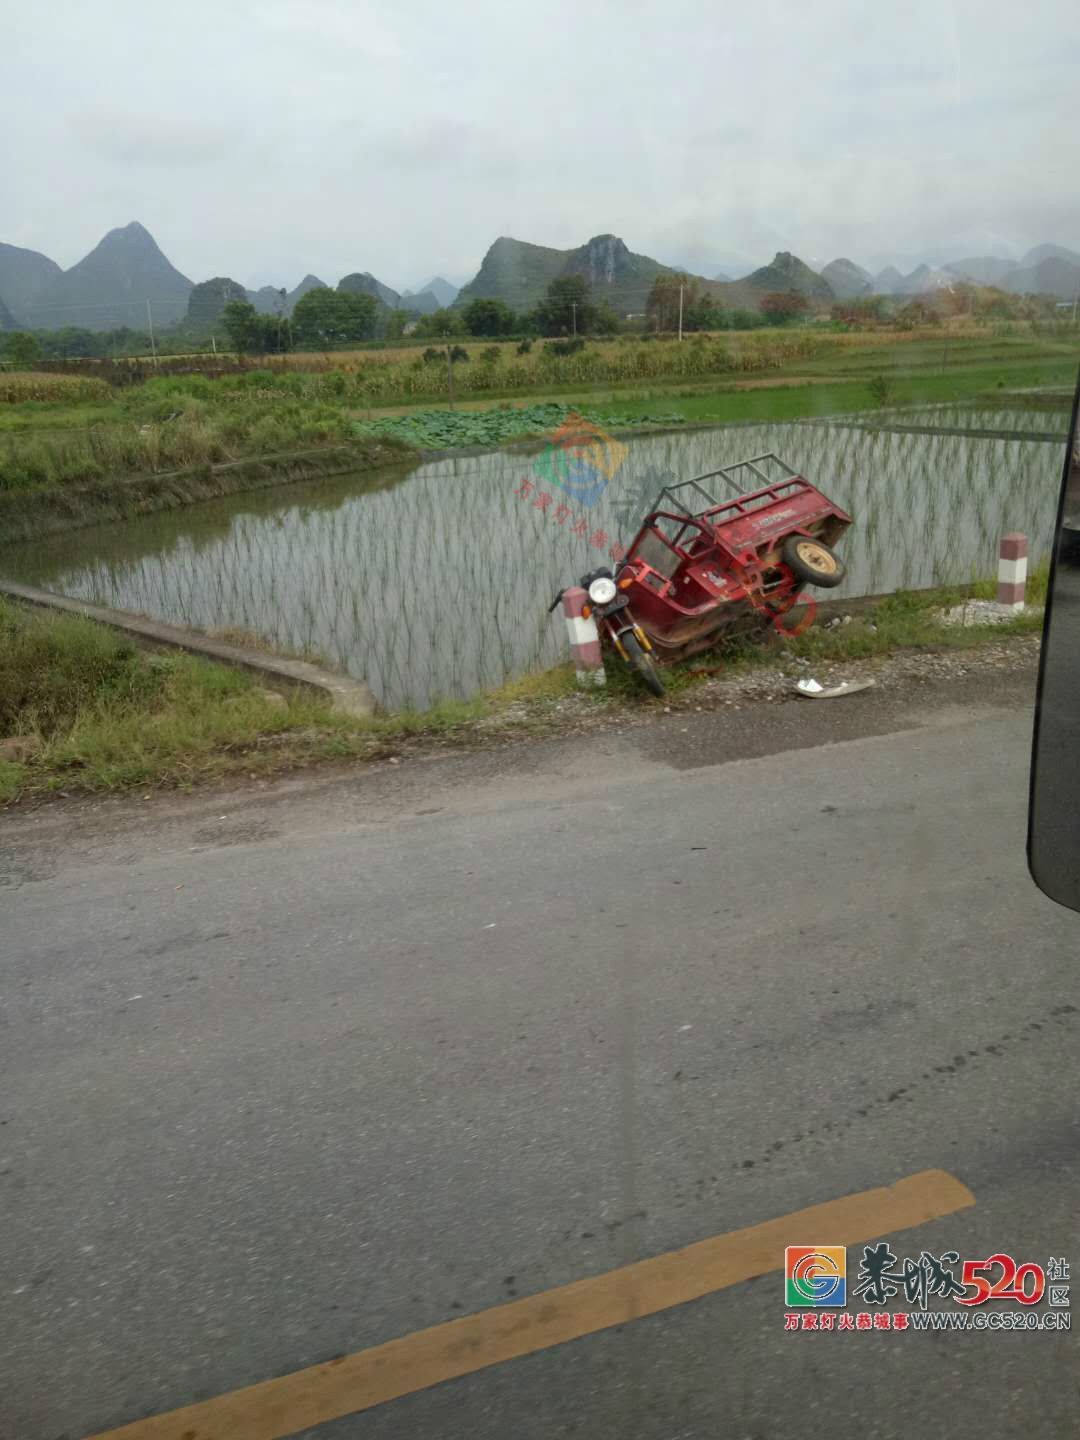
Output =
[
  {"x1": 622, "y1": 631, "x2": 665, "y2": 697},
  {"x1": 782, "y1": 536, "x2": 846, "y2": 588}
]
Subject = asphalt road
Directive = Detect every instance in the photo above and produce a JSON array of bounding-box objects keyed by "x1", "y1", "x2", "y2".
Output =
[{"x1": 3, "y1": 656, "x2": 1079, "y2": 1440}]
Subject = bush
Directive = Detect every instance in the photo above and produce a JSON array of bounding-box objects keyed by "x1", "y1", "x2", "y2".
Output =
[
  {"x1": 246, "y1": 415, "x2": 290, "y2": 451},
  {"x1": 516, "y1": 338, "x2": 532, "y2": 355},
  {"x1": 543, "y1": 337, "x2": 586, "y2": 357},
  {"x1": 479, "y1": 346, "x2": 501, "y2": 364},
  {"x1": 868, "y1": 375, "x2": 898, "y2": 407},
  {"x1": 139, "y1": 374, "x2": 219, "y2": 408},
  {"x1": 0, "y1": 600, "x2": 165, "y2": 736}
]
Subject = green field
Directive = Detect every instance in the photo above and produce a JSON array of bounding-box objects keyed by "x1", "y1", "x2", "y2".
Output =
[
  {"x1": 506, "y1": 335, "x2": 1079, "y2": 426},
  {"x1": 0, "y1": 329, "x2": 1076, "y2": 506}
]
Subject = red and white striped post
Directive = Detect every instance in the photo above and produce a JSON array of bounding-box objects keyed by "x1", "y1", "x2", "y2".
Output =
[
  {"x1": 998, "y1": 532, "x2": 1028, "y2": 611},
  {"x1": 562, "y1": 586, "x2": 606, "y2": 687}
]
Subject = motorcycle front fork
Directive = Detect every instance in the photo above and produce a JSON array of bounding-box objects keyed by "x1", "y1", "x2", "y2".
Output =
[{"x1": 604, "y1": 617, "x2": 654, "y2": 661}]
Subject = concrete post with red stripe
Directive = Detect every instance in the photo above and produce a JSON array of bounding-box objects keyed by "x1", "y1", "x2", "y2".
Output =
[
  {"x1": 998, "y1": 532, "x2": 1028, "y2": 610},
  {"x1": 562, "y1": 586, "x2": 606, "y2": 687}
]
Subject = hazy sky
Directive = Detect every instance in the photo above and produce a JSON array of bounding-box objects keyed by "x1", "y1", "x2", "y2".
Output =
[{"x1": 5, "y1": 0, "x2": 1079, "y2": 288}]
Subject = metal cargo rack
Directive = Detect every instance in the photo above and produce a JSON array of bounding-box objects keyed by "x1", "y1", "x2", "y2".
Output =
[{"x1": 648, "y1": 453, "x2": 802, "y2": 517}]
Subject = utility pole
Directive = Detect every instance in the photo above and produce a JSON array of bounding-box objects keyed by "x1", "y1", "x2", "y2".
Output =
[
  {"x1": 678, "y1": 283, "x2": 684, "y2": 342},
  {"x1": 277, "y1": 288, "x2": 287, "y2": 358},
  {"x1": 570, "y1": 301, "x2": 577, "y2": 337},
  {"x1": 446, "y1": 343, "x2": 455, "y2": 410},
  {"x1": 146, "y1": 298, "x2": 158, "y2": 366}
]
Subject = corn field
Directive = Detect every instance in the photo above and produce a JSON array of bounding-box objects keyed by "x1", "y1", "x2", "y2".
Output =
[{"x1": 0, "y1": 372, "x2": 112, "y2": 404}]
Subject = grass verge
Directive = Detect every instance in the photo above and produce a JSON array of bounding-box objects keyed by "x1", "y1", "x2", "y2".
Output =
[{"x1": 0, "y1": 576, "x2": 1046, "y2": 807}]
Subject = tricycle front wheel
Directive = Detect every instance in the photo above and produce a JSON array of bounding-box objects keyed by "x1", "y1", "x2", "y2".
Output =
[{"x1": 621, "y1": 631, "x2": 665, "y2": 697}]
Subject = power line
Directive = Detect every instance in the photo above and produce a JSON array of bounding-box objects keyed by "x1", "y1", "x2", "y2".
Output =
[{"x1": 4, "y1": 297, "x2": 189, "y2": 314}]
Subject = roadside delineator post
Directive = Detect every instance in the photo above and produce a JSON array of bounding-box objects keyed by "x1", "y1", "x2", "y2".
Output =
[
  {"x1": 562, "y1": 586, "x2": 606, "y2": 687},
  {"x1": 998, "y1": 532, "x2": 1028, "y2": 611}
]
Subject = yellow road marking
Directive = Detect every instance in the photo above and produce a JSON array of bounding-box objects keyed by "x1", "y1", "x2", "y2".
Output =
[{"x1": 90, "y1": 1169, "x2": 973, "y2": 1440}]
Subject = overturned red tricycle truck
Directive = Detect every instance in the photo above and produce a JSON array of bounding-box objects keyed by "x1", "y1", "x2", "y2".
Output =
[{"x1": 551, "y1": 453, "x2": 853, "y2": 697}]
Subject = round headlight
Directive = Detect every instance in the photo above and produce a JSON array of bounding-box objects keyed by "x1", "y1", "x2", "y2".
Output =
[{"x1": 588, "y1": 576, "x2": 617, "y2": 606}]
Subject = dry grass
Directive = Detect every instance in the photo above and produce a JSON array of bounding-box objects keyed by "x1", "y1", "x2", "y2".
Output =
[
  {"x1": 0, "y1": 371, "x2": 113, "y2": 404},
  {"x1": 253, "y1": 324, "x2": 994, "y2": 372},
  {"x1": 200, "y1": 625, "x2": 337, "y2": 668}
]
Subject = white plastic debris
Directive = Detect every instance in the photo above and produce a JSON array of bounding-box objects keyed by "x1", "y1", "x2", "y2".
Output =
[
  {"x1": 938, "y1": 600, "x2": 1026, "y2": 627},
  {"x1": 794, "y1": 677, "x2": 876, "y2": 699}
]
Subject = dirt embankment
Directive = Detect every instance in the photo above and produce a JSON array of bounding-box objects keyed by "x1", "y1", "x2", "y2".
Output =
[{"x1": 0, "y1": 439, "x2": 414, "y2": 546}]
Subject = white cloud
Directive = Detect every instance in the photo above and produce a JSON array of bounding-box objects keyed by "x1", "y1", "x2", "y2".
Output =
[
  {"x1": 252, "y1": 0, "x2": 406, "y2": 60},
  {"x1": 72, "y1": 111, "x2": 235, "y2": 167},
  {"x1": 4, "y1": 0, "x2": 1079, "y2": 287}
]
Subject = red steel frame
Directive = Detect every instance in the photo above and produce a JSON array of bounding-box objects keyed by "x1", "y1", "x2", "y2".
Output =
[{"x1": 619, "y1": 470, "x2": 852, "y2": 661}]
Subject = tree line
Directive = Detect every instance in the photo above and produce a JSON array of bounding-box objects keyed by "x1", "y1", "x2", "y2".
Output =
[
  {"x1": 216, "y1": 275, "x2": 626, "y2": 352},
  {"x1": 216, "y1": 273, "x2": 808, "y2": 353},
  {"x1": 4, "y1": 268, "x2": 1069, "y2": 367}
]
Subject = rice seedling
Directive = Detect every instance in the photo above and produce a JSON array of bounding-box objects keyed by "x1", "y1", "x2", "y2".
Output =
[{"x1": 7, "y1": 407, "x2": 1061, "y2": 712}]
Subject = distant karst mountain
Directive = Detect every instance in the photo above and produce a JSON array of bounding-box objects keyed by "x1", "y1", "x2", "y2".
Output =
[
  {"x1": 944, "y1": 256, "x2": 1019, "y2": 286},
  {"x1": 400, "y1": 289, "x2": 440, "y2": 315},
  {"x1": 690, "y1": 251, "x2": 835, "y2": 311},
  {"x1": 562, "y1": 234, "x2": 675, "y2": 300},
  {"x1": 455, "y1": 236, "x2": 566, "y2": 310},
  {"x1": 246, "y1": 285, "x2": 288, "y2": 315},
  {"x1": 1005, "y1": 255, "x2": 1080, "y2": 301},
  {"x1": 0, "y1": 241, "x2": 63, "y2": 323},
  {"x1": 249, "y1": 272, "x2": 406, "y2": 317},
  {"x1": 286, "y1": 274, "x2": 329, "y2": 312},
  {"x1": 187, "y1": 277, "x2": 248, "y2": 325},
  {"x1": 405, "y1": 276, "x2": 458, "y2": 308},
  {"x1": 456, "y1": 234, "x2": 678, "y2": 314},
  {"x1": 872, "y1": 266, "x2": 904, "y2": 295},
  {"x1": 821, "y1": 258, "x2": 873, "y2": 299},
  {"x1": 739, "y1": 252, "x2": 834, "y2": 300},
  {"x1": 1021, "y1": 243, "x2": 1080, "y2": 269},
  {"x1": 18, "y1": 222, "x2": 192, "y2": 331},
  {"x1": 870, "y1": 250, "x2": 1080, "y2": 299},
  {"x1": 894, "y1": 264, "x2": 954, "y2": 295},
  {"x1": 338, "y1": 272, "x2": 400, "y2": 308},
  {"x1": 4, "y1": 223, "x2": 1079, "y2": 333}
]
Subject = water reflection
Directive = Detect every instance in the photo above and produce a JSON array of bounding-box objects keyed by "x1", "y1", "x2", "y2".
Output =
[{"x1": 2, "y1": 412, "x2": 1066, "y2": 710}]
